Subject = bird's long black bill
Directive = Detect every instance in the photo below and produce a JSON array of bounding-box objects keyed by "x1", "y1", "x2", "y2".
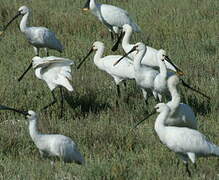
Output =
[
  {"x1": 77, "y1": 48, "x2": 93, "y2": 69},
  {"x1": 164, "y1": 56, "x2": 184, "y2": 76},
  {"x1": 0, "y1": 105, "x2": 28, "y2": 116},
  {"x1": 113, "y1": 45, "x2": 137, "y2": 66},
  {"x1": 2, "y1": 12, "x2": 21, "y2": 32},
  {"x1": 111, "y1": 31, "x2": 125, "y2": 52},
  {"x1": 133, "y1": 109, "x2": 157, "y2": 129},
  {"x1": 83, "y1": 0, "x2": 90, "y2": 10},
  {"x1": 180, "y1": 79, "x2": 210, "y2": 100},
  {"x1": 18, "y1": 62, "x2": 32, "y2": 82}
]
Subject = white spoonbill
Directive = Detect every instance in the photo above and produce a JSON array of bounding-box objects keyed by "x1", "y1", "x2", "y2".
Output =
[
  {"x1": 112, "y1": 24, "x2": 183, "y2": 74},
  {"x1": 82, "y1": 0, "x2": 141, "y2": 40},
  {"x1": 134, "y1": 75, "x2": 197, "y2": 130},
  {"x1": 1, "y1": 6, "x2": 64, "y2": 56},
  {"x1": 165, "y1": 75, "x2": 197, "y2": 129},
  {"x1": 77, "y1": 41, "x2": 134, "y2": 101},
  {"x1": 0, "y1": 105, "x2": 85, "y2": 164},
  {"x1": 114, "y1": 42, "x2": 161, "y2": 104},
  {"x1": 148, "y1": 103, "x2": 219, "y2": 176},
  {"x1": 19, "y1": 56, "x2": 74, "y2": 117},
  {"x1": 153, "y1": 49, "x2": 179, "y2": 102}
]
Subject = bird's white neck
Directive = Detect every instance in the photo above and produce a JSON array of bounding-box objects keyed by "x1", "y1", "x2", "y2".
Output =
[
  {"x1": 154, "y1": 108, "x2": 170, "y2": 139},
  {"x1": 158, "y1": 60, "x2": 167, "y2": 80},
  {"x1": 168, "y1": 81, "x2": 180, "y2": 112},
  {"x1": 122, "y1": 30, "x2": 133, "y2": 49},
  {"x1": 20, "y1": 13, "x2": 29, "y2": 33},
  {"x1": 34, "y1": 68, "x2": 42, "y2": 80},
  {"x1": 93, "y1": 46, "x2": 105, "y2": 67},
  {"x1": 28, "y1": 119, "x2": 41, "y2": 142}
]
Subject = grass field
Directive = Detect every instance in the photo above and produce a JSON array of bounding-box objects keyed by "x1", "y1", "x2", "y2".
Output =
[{"x1": 0, "y1": 0, "x2": 218, "y2": 179}]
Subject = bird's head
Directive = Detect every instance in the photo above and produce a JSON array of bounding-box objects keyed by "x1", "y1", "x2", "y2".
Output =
[
  {"x1": 134, "y1": 42, "x2": 146, "y2": 54},
  {"x1": 32, "y1": 56, "x2": 43, "y2": 69},
  {"x1": 122, "y1": 24, "x2": 133, "y2": 33},
  {"x1": 26, "y1": 110, "x2": 38, "y2": 121},
  {"x1": 77, "y1": 41, "x2": 104, "y2": 69},
  {"x1": 113, "y1": 42, "x2": 146, "y2": 66},
  {"x1": 18, "y1": 6, "x2": 30, "y2": 16},
  {"x1": 92, "y1": 41, "x2": 104, "y2": 51},
  {"x1": 154, "y1": 103, "x2": 170, "y2": 113},
  {"x1": 157, "y1": 49, "x2": 166, "y2": 62},
  {"x1": 0, "y1": 5, "x2": 30, "y2": 35}
]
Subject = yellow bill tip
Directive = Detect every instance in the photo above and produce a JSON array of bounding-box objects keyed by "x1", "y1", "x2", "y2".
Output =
[
  {"x1": 82, "y1": 8, "x2": 89, "y2": 11},
  {"x1": 176, "y1": 71, "x2": 184, "y2": 76}
]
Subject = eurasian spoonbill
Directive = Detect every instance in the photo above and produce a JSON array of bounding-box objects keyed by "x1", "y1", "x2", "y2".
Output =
[
  {"x1": 82, "y1": 0, "x2": 141, "y2": 40},
  {"x1": 112, "y1": 24, "x2": 183, "y2": 74},
  {"x1": 134, "y1": 75, "x2": 197, "y2": 129},
  {"x1": 150, "y1": 103, "x2": 219, "y2": 176},
  {"x1": 0, "y1": 105, "x2": 85, "y2": 164},
  {"x1": 77, "y1": 41, "x2": 134, "y2": 102},
  {"x1": 114, "y1": 42, "x2": 160, "y2": 104},
  {"x1": 18, "y1": 56, "x2": 74, "y2": 117},
  {"x1": 1, "y1": 6, "x2": 64, "y2": 56}
]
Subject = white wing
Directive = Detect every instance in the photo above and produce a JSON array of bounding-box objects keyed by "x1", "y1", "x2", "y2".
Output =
[{"x1": 99, "y1": 4, "x2": 141, "y2": 32}]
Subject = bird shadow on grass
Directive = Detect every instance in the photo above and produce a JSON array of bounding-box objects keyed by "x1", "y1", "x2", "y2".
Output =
[
  {"x1": 63, "y1": 90, "x2": 111, "y2": 117},
  {"x1": 181, "y1": 93, "x2": 212, "y2": 116}
]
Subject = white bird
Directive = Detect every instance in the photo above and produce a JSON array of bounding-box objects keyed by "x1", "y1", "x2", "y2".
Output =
[
  {"x1": 82, "y1": 0, "x2": 141, "y2": 40},
  {"x1": 18, "y1": 56, "x2": 74, "y2": 117},
  {"x1": 133, "y1": 75, "x2": 197, "y2": 130},
  {"x1": 114, "y1": 43, "x2": 186, "y2": 104},
  {"x1": 77, "y1": 41, "x2": 134, "y2": 102},
  {"x1": 153, "y1": 49, "x2": 177, "y2": 102},
  {"x1": 151, "y1": 103, "x2": 219, "y2": 176},
  {"x1": 114, "y1": 42, "x2": 160, "y2": 104},
  {"x1": 0, "y1": 105, "x2": 84, "y2": 164},
  {"x1": 165, "y1": 75, "x2": 197, "y2": 129},
  {"x1": 2, "y1": 5, "x2": 64, "y2": 56},
  {"x1": 112, "y1": 24, "x2": 183, "y2": 74}
]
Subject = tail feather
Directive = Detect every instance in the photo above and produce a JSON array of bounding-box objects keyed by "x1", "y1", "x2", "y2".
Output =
[{"x1": 54, "y1": 75, "x2": 73, "y2": 91}]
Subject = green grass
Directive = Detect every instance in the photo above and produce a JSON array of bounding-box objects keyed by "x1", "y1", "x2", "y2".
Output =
[{"x1": 0, "y1": 0, "x2": 218, "y2": 179}]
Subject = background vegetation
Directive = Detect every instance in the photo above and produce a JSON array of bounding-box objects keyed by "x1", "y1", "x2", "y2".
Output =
[{"x1": 0, "y1": 0, "x2": 218, "y2": 179}]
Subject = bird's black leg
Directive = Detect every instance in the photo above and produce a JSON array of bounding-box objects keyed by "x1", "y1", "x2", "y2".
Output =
[
  {"x1": 60, "y1": 87, "x2": 64, "y2": 118},
  {"x1": 185, "y1": 163, "x2": 191, "y2": 177},
  {"x1": 123, "y1": 81, "x2": 127, "y2": 89},
  {"x1": 117, "y1": 85, "x2": 121, "y2": 98},
  {"x1": 41, "y1": 90, "x2": 57, "y2": 110},
  {"x1": 45, "y1": 48, "x2": 49, "y2": 56},
  {"x1": 116, "y1": 84, "x2": 121, "y2": 106},
  {"x1": 194, "y1": 163, "x2": 197, "y2": 169}
]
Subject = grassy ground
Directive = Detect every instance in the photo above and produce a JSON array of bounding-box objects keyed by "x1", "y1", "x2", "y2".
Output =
[{"x1": 0, "y1": 0, "x2": 218, "y2": 179}]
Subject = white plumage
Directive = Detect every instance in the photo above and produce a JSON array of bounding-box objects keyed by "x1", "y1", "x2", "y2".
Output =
[
  {"x1": 154, "y1": 103, "x2": 219, "y2": 176},
  {"x1": 31, "y1": 56, "x2": 74, "y2": 116},
  {"x1": 4, "y1": 6, "x2": 63, "y2": 56},
  {"x1": 153, "y1": 49, "x2": 176, "y2": 101},
  {"x1": 120, "y1": 24, "x2": 178, "y2": 72},
  {"x1": 83, "y1": 0, "x2": 140, "y2": 38},
  {"x1": 165, "y1": 75, "x2": 197, "y2": 129},
  {"x1": 78, "y1": 41, "x2": 134, "y2": 98},
  {"x1": 114, "y1": 42, "x2": 159, "y2": 104},
  {"x1": 26, "y1": 111, "x2": 84, "y2": 164},
  {"x1": 32, "y1": 56, "x2": 74, "y2": 91},
  {"x1": 0, "y1": 105, "x2": 85, "y2": 164}
]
